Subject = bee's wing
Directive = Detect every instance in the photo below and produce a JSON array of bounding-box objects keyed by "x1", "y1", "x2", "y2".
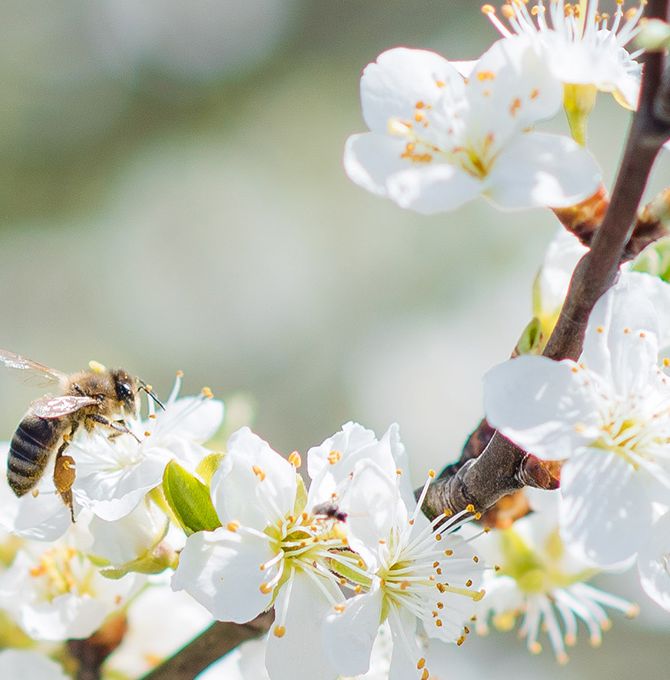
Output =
[
  {"x1": 0, "y1": 349, "x2": 68, "y2": 387},
  {"x1": 31, "y1": 395, "x2": 98, "y2": 419}
]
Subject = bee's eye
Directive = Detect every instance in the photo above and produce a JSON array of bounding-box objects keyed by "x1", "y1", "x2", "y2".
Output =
[{"x1": 117, "y1": 382, "x2": 133, "y2": 402}]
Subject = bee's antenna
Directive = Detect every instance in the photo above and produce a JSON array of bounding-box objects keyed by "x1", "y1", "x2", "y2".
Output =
[{"x1": 138, "y1": 380, "x2": 166, "y2": 410}]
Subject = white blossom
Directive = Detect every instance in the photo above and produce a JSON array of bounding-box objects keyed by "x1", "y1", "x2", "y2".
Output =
[
  {"x1": 172, "y1": 427, "x2": 357, "y2": 680},
  {"x1": 482, "y1": 0, "x2": 645, "y2": 109},
  {"x1": 344, "y1": 38, "x2": 600, "y2": 214},
  {"x1": 472, "y1": 491, "x2": 638, "y2": 663},
  {"x1": 484, "y1": 277, "x2": 670, "y2": 567},
  {"x1": 308, "y1": 424, "x2": 484, "y2": 680},
  {"x1": 0, "y1": 520, "x2": 141, "y2": 641}
]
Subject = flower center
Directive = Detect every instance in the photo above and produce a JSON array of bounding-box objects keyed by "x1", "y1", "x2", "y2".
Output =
[
  {"x1": 28, "y1": 546, "x2": 94, "y2": 602},
  {"x1": 498, "y1": 528, "x2": 595, "y2": 595}
]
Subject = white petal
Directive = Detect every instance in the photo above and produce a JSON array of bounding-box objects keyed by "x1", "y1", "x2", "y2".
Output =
[
  {"x1": 485, "y1": 133, "x2": 601, "y2": 210},
  {"x1": 324, "y1": 587, "x2": 383, "y2": 676},
  {"x1": 560, "y1": 449, "x2": 652, "y2": 567},
  {"x1": 386, "y1": 163, "x2": 482, "y2": 215},
  {"x1": 153, "y1": 397, "x2": 224, "y2": 443},
  {"x1": 344, "y1": 132, "x2": 415, "y2": 198},
  {"x1": 638, "y1": 511, "x2": 670, "y2": 612},
  {"x1": 388, "y1": 606, "x2": 422, "y2": 680},
  {"x1": 483, "y1": 355, "x2": 596, "y2": 459},
  {"x1": 307, "y1": 421, "x2": 377, "y2": 482},
  {"x1": 467, "y1": 36, "x2": 562, "y2": 140},
  {"x1": 0, "y1": 651, "x2": 68, "y2": 680},
  {"x1": 583, "y1": 274, "x2": 662, "y2": 388},
  {"x1": 348, "y1": 461, "x2": 404, "y2": 551},
  {"x1": 360, "y1": 47, "x2": 464, "y2": 134},
  {"x1": 171, "y1": 527, "x2": 274, "y2": 622},
  {"x1": 89, "y1": 499, "x2": 168, "y2": 566},
  {"x1": 265, "y1": 571, "x2": 339, "y2": 680},
  {"x1": 212, "y1": 427, "x2": 297, "y2": 531},
  {"x1": 72, "y1": 433, "x2": 168, "y2": 520},
  {"x1": 534, "y1": 228, "x2": 588, "y2": 322}
]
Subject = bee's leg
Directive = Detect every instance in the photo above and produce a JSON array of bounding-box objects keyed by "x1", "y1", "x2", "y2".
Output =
[
  {"x1": 86, "y1": 414, "x2": 141, "y2": 443},
  {"x1": 54, "y1": 422, "x2": 78, "y2": 522}
]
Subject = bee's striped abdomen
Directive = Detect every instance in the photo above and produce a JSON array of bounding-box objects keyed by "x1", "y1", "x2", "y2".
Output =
[{"x1": 7, "y1": 415, "x2": 64, "y2": 496}]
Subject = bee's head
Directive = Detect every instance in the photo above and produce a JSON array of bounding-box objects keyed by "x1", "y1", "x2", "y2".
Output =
[{"x1": 110, "y1": 369, "x2": 140, "y2": 414}]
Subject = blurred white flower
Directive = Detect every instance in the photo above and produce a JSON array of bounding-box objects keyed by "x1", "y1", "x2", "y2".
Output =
[
  {"x1": 482, "y1": 0, "x2": 644, "y2": 109},
  {"x1": 485, "y1": 277, "x2": 670, "y2": 568},
  {"x1": 637, "y1": 510, "x2": 670, "y2": 612},
  {"x1": 533, "y1": 229, "x2": 588, "y2": 337},
  {"x1": 0, "y1": 521, "x2": 141, "y2": 641},
  {"x1": 71, "y1": 374, "x2": 223, "y2": 521},
  {"x1": 105, "y1": 580, "x2": 212, "y2": 678},
  {"x1": 344, "y1": 38, "x2": 601, "y2": 214},
  {"x1": 89, "y1": 497, "x2": 170, "y2": 570},
  {"x1": 473, "y1": 491, "x2": 638, "y2": 663},
  {"x1": 0, "y1": 650, "x2": 68, "y2": 680}
]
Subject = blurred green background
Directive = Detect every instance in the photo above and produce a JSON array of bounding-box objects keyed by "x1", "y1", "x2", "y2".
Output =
[{"x1": 1, "y1": 1, "x2": 669, "y2": 676}]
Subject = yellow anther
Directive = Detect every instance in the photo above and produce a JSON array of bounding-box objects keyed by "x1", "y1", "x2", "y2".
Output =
[
  {"x1": 477, "y1": 70, "x2": 496, "y2": 81},
  {"x1": 260, "y1": 582, "x2": 274, "y2": 594},
  {"x1": 445, "y1": 549, "x2": 454, "y2": 556},
  {"x1": 428, "y1": 469, "x2": 436, "y2": 478},
  {"x1": 176, "y1": 369, "x2": 185, "y2": 378},
  {"x1": 421, "y1": 669, "x2": 430, "y2": 680},
  {"x1": 466, "y1": 504, "x2": 476, "y2": 513},
  {"x1": 273, "y1": 625, "x2": 286, "y2": 638},
  {"x1": 626, "y1": 604, "x2": 640, "y2": 618},
  {"x1": 327, "y1": 450, "x2": 342, "y2": 465},
  {"x1": 252, "y1": 465, "x2": 266, "y2": 481},
  {"x1": 201, "y1": 387, "x2": 214, "y2": 399},
  {"x1": 466, "y1": 579, "x2": 473, "y2": 587},
  {"x1": 226, "y1": 521, "x2": 240, "y2": 532},
  {"x1": 144, "y1": 431, "x2": 151, "y2": 437},
  {"x1": 288, "y1": 451, "x2": 302, "y2": 468},
  {"x1": 530, "y1": 641, "x2": 542, "y2": 654},
  {"x1": 481, "y1": 3, "x2": 496, "y2": 13},
  {"x1": 417, "y1": 658, "x2": 426, "y2": 670},
  {"x1": 333, "y1": 604, "x2": 346, "y2": 613}
]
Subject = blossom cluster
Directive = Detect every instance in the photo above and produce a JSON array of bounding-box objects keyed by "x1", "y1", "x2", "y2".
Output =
[{"x1": 1, "y1": 1, "x2": 670, "y2": 678}]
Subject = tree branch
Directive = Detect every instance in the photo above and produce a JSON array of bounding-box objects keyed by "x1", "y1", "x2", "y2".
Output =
[{"x1": 422, "y1": 4, "x2": 670, "y2": 519}]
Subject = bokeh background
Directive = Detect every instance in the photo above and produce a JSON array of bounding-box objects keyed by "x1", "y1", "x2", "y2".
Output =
[{"x1": 1, "y1": 1, "x2": 669, "y2": 677}]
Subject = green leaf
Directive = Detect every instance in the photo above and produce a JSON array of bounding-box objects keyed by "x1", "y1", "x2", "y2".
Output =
[{"x1": 162, "y1": 461, "x2": 222, "y2": 535}]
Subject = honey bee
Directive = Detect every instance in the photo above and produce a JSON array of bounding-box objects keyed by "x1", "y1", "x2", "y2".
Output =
[{"x1": 1, "y1": 350, "x2": 162, "y2": 521}]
